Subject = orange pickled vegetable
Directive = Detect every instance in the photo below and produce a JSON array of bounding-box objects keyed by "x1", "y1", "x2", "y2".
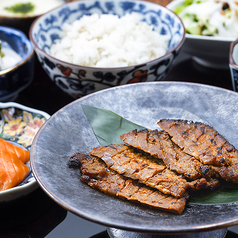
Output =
[{"x1": 0, "y1": 139, "x2": 30, "y2": 191}]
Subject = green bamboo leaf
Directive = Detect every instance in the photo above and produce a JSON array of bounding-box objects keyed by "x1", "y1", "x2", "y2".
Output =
[
  {"x1": 190, "y1": 186, "x2": 238, "y2": 204},
  {"x1": 82, "y1": 104, "x2": 145, "y2": 146},
  {"x1": 82, "y1": 104, "x2": 238, "y2": 205}
]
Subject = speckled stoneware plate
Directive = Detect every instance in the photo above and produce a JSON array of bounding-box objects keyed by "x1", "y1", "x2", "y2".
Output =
[
  {"x1": 31, "y1": 82, "x2": 238, "y2": 234},
  {"x1": 0, "y1": 102, "x2": 50, "y2": 202}
]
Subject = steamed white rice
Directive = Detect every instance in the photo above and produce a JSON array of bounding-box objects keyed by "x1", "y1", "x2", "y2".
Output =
[{"x1": 50, "y1": 13, "x2": 169, "y2": 67}]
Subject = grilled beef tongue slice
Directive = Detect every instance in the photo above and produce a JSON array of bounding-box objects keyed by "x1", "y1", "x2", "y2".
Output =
[
  {"x1": 90, "y1": 144, "x2": 219, "y2": 197},
  {"x1": 158, "y1": 119, "x2": 238, "y2": 183},
  {"x1": 68, "y1": 152, "x2": 189, "y2": 215}
]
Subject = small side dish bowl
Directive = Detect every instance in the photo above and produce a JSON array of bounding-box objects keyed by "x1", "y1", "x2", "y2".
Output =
[
  {"x1": 0, "y1": 0, "x2": 66, "y2": 35},
  {"x1": 0, "y1": 102, "x2": 50, "y2": 202},
  {"x1": 30, "y1": 0, "x2": 185, "y2": 99},
  {"x1": 0, "y1": 26, "x2": 34, "y2": 101},
  {"x1": 167, "y1": 0, "x2": 235, "y2": 69},
  {"x1": 229, "y1": 39, "x2": 238, "y2": 92}
]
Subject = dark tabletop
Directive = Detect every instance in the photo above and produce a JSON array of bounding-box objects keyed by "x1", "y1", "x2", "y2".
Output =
[
  {"x1": 16, "y1": 50, "x2": 234, "y2": 116},
  {"x1": 1, "y1": 48, "x2": 237, "y2": 238}
]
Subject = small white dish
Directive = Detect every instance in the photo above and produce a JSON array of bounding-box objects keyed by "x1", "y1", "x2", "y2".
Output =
[
  {"x1": 0, "y1": 0, "x2": 66, "y2": 35},
  {"x1": 0, "y1": 102, "x2": 50, "y2": 202},
  {"x1": 166, "y1": 0, "x2": 234, "y2": 69}
]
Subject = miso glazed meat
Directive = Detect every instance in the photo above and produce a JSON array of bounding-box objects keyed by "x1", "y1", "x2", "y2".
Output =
[
  {"x1": 120, "y1": 129, "x2": 213, "y2": 180},
  {"x1": 90, "y1": 144, "x2": 219, "y2": 197},
  {"x1": 90, "y1": 144, "x2": 187, "y2": 198},
  {"x1": 158, "y1": 119, "x2": 238, "y2": 183},
  {"x1": 68, "y1": 152, "x2": 189, "y2": 215}
]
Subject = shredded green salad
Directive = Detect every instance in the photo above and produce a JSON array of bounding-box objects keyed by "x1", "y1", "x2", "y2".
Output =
[{"x1": 173, "y1": 0, "x2": 238, "y2": 37}]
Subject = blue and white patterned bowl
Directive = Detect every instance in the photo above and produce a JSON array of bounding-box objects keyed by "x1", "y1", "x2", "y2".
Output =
[
  {"x1": 0, "y1": 26, "x2": 34, "y2": 101},
  {"x1": 229, "y1": 39, "x2": 238, "y2": 92},
  {"x1": 30, "y1": 0, "x2": 185, "y2": 98}
]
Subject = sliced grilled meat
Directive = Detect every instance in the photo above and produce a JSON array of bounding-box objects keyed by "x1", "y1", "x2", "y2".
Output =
[
  {"x1": 158, "y1": 119, "x2": 228, "y2": 166},
  {"x1": 120, "y1": 129, "x2": 212, "y2": 180},
  {"x1": 90, "y1": 144, "x2": 187, "y2": 198},
  {"x1": 186, "y1": 177, "x2": 220, "y2": 191},
  {"x1": 90, "y1": 144, "x2": 219, "y2": 197},
  {"x1": 69, "y1": 152, "x2": 189, "y2": 214},
  {"x1": 158, "y1": 119, "x2": 238, "y2": 183},
  {"x1": 210, "y1": 164, "x2": 238, "y2": 184}
]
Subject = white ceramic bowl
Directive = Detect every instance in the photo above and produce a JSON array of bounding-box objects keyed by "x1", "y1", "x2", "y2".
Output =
[
  {"x1": 167, "y1": 0, "x2": 234, "y2": 69},
  {"x1": 0, "y1": 0, "x2": 65, "y2": 35},
  {"x1": 30, "y1": 0, "x2": 185, "y2": 99}
]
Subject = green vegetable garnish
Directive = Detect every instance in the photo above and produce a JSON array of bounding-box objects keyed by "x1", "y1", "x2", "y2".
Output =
[
  {"x1": 4, "y1": 2, "x2": 35, "y2": 14},
  {"x1": 181, "y1": 14, "x2": 201, "y2": 35},
  {"x1": 174, "y1": 0, "x2": 194, "y2": 14},
  {"x1": 174, "y1": 0, "x2": 206, "y2": 15},
  {"x1": 173, "y1": 0, "x2": 220, "y2": 36},
  {"x1": 0, "y1": 41, "x2": 5, "y2": 58}
]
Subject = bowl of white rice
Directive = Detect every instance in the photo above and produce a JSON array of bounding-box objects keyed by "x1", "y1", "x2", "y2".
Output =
[{"x1": 30, "y1": 0, "x2": 185, "y2": 98}]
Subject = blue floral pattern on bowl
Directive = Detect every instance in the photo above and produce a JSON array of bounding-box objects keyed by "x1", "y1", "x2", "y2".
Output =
[
  {"x1": 231, "y1": 68, "x2": 238, "y2": 91},
  {"x1": 30, "y1": 0, "x2": 185, "y2": 98},
  {"x1": 229, "y1": 39, "x2": 238, "y2": 92},
  {"x1": 0, "y1": 26, "x2": 34, "y2": 101}
]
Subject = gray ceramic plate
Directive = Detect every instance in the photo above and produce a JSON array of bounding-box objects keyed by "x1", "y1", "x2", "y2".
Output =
[{"x1": 31, "y1": 82, "x2": 238, "y2": 234}]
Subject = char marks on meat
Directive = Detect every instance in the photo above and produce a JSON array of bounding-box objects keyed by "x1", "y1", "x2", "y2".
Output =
[
  {"x1": 186, "y1": 177, "x2": 219, "y2": 191},
  {"x1": 69, "y1": 152, "x2": 189, "y2": 215},
  {"x1": 158, "y1": 119, "x2": 238, "y2": 183},
  {"x1": 90, "y1": 144, "x2": 187, "y2": 198},
  {"x1": 90, "y1": 144, "x2": 219, "y2": 197},
  {"x1": 120, "y1": 129, "x2": 212, "y2": 180}
]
